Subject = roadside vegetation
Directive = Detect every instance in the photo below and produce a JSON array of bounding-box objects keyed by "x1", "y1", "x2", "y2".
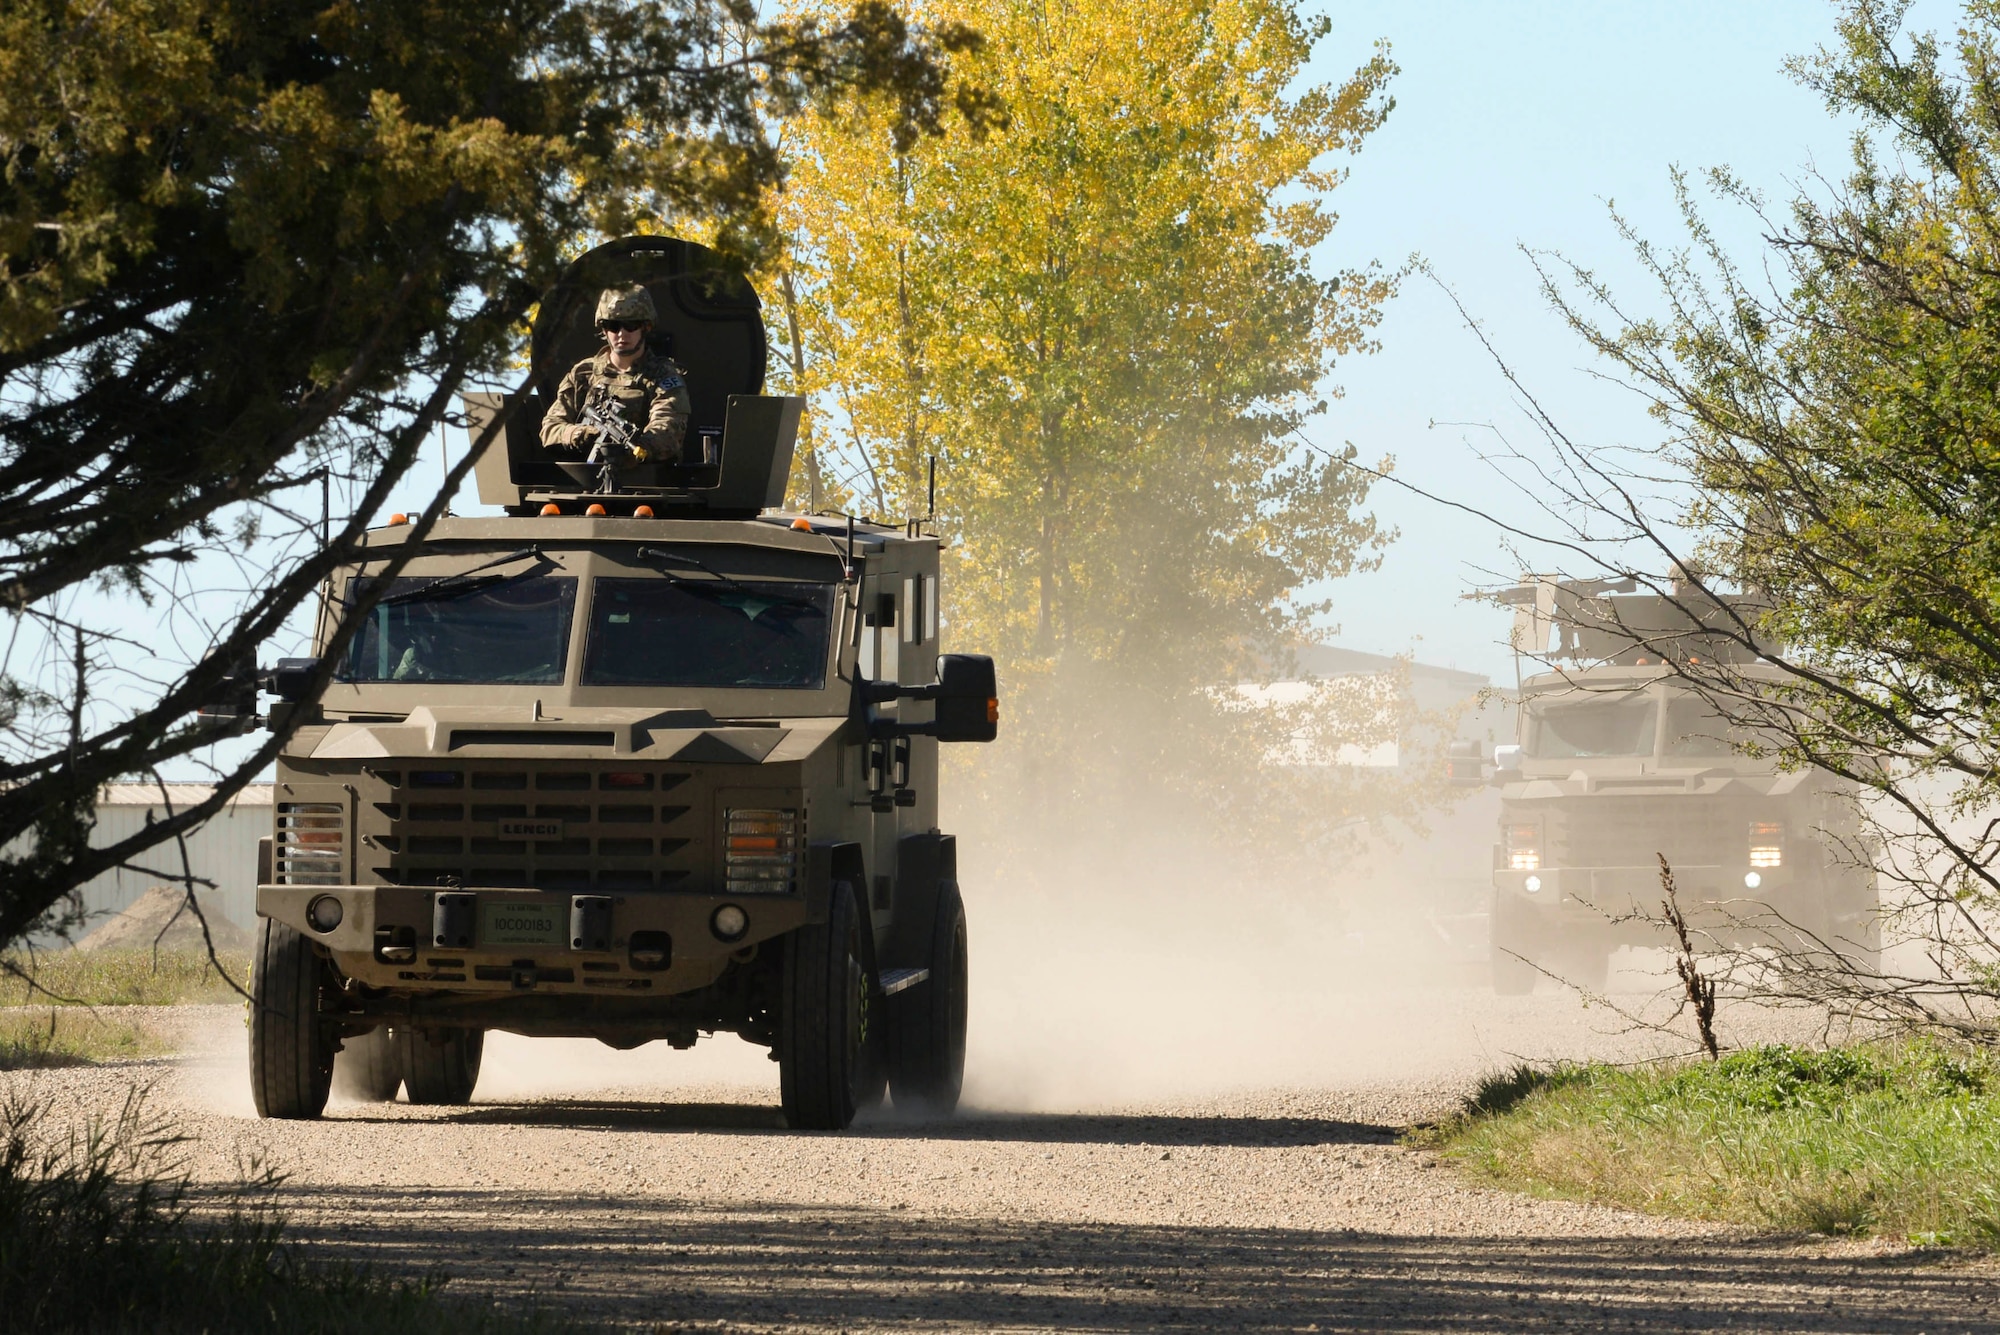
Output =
[
  {"x1": 1430, "y1": 1043, "x2": 2000, "y2": 1248},
  {"x1": 0, "y1": 949, "x2": 250, "y2": 1008},
  {"x1": 0, "y1": 1092, "x2": 583, "y2": 1334},
  {"x1": 0, "y1": 1009, "x2": 172, "y2": 1070}
]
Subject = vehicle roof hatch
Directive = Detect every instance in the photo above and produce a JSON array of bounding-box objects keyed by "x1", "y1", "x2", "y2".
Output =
[{"x1": 464, "y1": 235, "x2": 800, "y2": 517}]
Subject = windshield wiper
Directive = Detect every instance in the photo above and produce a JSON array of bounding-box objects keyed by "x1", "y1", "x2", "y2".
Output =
[
  {"x1": 633, "y1": 546, "x2": 749, "y2": 592},
  {"x1": 361, "y1": 548, "x2": 547, "y2": 607}
]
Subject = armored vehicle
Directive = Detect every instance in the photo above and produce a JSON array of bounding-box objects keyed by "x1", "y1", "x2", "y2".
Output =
[
  {"x1": 241, "y1": 237, "x2": 997, "y2": 1129},
  {"x1": 1455, "y1": 577, "x2": 1877, "y2": 994}
]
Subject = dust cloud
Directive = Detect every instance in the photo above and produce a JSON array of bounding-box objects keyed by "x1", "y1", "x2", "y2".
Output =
[{"x1": 956, "y1": 805, "x2": 1509, "y2": 1112}]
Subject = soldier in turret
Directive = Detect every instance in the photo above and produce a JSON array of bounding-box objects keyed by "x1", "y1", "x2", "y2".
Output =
[{"x1": 540, "y1": 285, "x2": 692, "y2": 464}]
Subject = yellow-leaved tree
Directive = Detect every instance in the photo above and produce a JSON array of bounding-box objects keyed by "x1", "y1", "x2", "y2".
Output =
[{"x1": 770, "y1": 0, "x2": 1436, "y2": 882}]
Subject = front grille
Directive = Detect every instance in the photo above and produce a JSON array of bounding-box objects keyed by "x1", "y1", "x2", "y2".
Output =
[
  {"x1": 277, "y1": 802, "x2": 344, "y2": 885},
  {"x1": 362, "y1": 766, "x2": 696, "y2": 890},
  {"x1": 1540, "y1": 796, "x2": 1754, "y2": 868}
]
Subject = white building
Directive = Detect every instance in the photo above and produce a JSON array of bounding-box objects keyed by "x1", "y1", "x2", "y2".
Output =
[{"x1": 63, "y1": 783, "x2": 272, "y2": 937}]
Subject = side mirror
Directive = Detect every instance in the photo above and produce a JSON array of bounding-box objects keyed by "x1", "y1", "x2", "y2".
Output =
[
  {"x1": 1491, "y1": 744, "x2": 1523, "y2": 785},
  {"x1": 929, "y1": 654, "x2": 999, "y2": 744},
  {"x1": 193, "y1": 656, "x2": 260, "y2": 730},
  {"x1": 263, "y1": 657, "x2": 321, "y2": 703},
  {"x1": 863, "y1": 653, "x2": 999, "y2": 743},
  {"x1": 1446, "y1": 738, "x2": 1486, "y2": 788}
]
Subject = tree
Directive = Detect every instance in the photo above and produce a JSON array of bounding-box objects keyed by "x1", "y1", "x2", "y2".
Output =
[
  {"x1": 770, "y1": 0, "x2": 1429, "y2": 868},
  {"x1": 1515, "y1": 0, "x2": 2000, "y2": 1035},
  {"x1": 0, "y1": 0, "x2": 992, "y2": 948}
]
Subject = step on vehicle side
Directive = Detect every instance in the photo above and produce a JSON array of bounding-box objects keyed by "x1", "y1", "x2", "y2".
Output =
[
  {"x1": 1452, "y1": 576, "x2": 1878, "y2": 995},
  {"x1": 238, "y1": 237, "x2": 998, "y2": 1128}
]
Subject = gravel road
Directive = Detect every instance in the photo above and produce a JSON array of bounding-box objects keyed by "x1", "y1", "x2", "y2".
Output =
[{"x1": 12, "y1": 984, "x2": 2000, "y2": 1332}]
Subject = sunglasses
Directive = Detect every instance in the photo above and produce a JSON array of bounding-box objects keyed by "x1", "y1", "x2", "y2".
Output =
[{"x1": 599, "y1": 321, "x2": 647, "y2": 334}]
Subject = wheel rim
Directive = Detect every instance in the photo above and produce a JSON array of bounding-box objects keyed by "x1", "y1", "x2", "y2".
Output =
[{"x1": 845, "y1": 919, "x2": 868, "y2": 1096}]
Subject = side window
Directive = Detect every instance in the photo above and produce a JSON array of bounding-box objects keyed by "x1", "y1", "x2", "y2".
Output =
[
  {"x1": 901, "y1": 572, "x2": 940, "y2": 645},
  {"x1": 860, "y1": 584, "x2": 899, "y2": 682}
]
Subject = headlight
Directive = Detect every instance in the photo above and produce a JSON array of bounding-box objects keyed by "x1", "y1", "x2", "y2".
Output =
[
  {"x1": 1524, "y1": 875, "x2": 1543, "y2": 893},
  {"x1": 1506, "y1": 822, "x2": 1541, "y2": 871},
  {"x1": 1744, "y1": 871, "x2": 1762, "y2": 889},
  {"x1": 723, "y1": 808, "x2": 801, "y2": 894},
  {"x1": 1748, "y1": 820, "x2": 1783, "y2": 869},
  {"x1": 711, "y1": 904, "x2": 749, "y2": 941},
  {"x1": 306, "y1": 895, "x2": 344, "y2": 932}
]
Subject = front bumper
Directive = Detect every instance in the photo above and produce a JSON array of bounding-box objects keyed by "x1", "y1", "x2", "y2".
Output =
[
  {"x1": 1493, "y1": 864, "x2": 1799, "y2": 919},
  {"x1": 259, "y1": 883, "x2": 807, "y2": 996}
]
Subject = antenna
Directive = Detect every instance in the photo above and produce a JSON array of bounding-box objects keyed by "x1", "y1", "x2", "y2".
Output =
[
  {"x1": 845, "y1": 511, "x2": 855, "y2": 581},
  {"x1": 926, "y1": 454, "x2": 937, "y2": 524}
]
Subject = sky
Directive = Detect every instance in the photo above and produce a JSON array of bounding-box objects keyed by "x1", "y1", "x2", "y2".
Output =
[
  {"x1": 372, "y1": 0, "x2": 1951, "y2": 689},
  {"x1": 1294, "y1": 0, "x2": 1944, "y2": 681},
  {"x1": 124, "y1": 0, "x2": 1960, "y2": 779}
]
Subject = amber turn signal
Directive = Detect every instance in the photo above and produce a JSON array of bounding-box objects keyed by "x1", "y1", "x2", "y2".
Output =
[
  {"x1": 790, "y1": 517, "x2": 813, "y2": 531},
  {"x1": 387, "y1": 513, "x2": 409, "y2": 526}
]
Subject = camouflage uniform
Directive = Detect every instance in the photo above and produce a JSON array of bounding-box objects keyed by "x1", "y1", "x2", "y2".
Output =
[{"x1": 539, "y1": 285, "x2": 693, "y2": 463}]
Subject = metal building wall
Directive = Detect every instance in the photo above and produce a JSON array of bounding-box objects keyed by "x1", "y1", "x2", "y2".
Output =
[{"x1": 67, "y1": 784, "x2": 272, "y2": 937}]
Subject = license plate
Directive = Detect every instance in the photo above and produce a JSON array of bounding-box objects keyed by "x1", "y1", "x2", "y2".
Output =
[{"x1": 479, "y1": 898, "x2": 564, "y2": 946}]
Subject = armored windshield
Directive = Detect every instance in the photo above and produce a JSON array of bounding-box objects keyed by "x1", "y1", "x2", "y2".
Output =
[
  {"x1": 582, "y1": 577, "x2": 835, "y2": 689},
  {"x1": 1663, "y1": 696, "x2": 1755, "y2": 757},
  {"x1": 341, "y1": 575, "x2": 577, "y2": 684},
  {"x1": 1526, "y1": 695, "x2": 1657, "y2": 758}
]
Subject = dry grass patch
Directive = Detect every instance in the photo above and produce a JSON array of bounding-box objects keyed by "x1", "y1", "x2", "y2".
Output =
[
  {"x1": 1431, "y1": 1042, "x2": 2000, "y2": 1247},
  {"x1": 0, "y1": 949, "x2": 249, "y2": 1007},
  {"x1": 0, "y1": 1008, "x2": 172, "y2": 1069}
]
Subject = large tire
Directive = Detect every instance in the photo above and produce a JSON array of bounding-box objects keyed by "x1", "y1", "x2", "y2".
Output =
[
  {"x1": 1553, "y1": 939, "x2": 1612, "y2": 995},
  {"x1": 1489, "y1": 892, "x2": 1539, "y2": 996},
  {"x1": 333, "y1": 1025, "x2": 404, "y2": 1103},
  {"x1": 889, "y1": 880, "x2": 968, "y2": 1116},
  {"x1": 778, "y1": 879, "x2": 869, "y2": 1131},
  {"x1": 249, "y1": 919, "x2": 335, "y2": 1119},
  {"x1": 399, "y1": 1026, "x2": 484, "y2": 1105}
]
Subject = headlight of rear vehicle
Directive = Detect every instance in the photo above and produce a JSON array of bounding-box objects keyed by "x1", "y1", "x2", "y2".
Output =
[
  {"x1": 1506, "y1": 821, "x2": 1541, "y2": 871},
  {"x1": 1748, "y1": 820, "x2": 1784, "y2": 869}
]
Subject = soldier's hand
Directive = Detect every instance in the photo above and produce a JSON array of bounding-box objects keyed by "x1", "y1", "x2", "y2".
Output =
[{"x1": 569, "y1": 424, "x2": 601, "y2": 448}]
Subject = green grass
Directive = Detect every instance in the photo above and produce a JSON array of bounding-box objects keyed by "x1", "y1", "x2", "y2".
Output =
[
  {"x1": 0, "y1": 1090, "x2": 590, "y2": 1333},
  {"x1": 0, "y1": 948, "x2": 251, "y2": 1007},
  {"x1": 0, "y1": 1008, "x2": 172, "y2": 1069},
  {"x1": 1431, "y1": 1041, "x2": 2000, "y2": 1247}
]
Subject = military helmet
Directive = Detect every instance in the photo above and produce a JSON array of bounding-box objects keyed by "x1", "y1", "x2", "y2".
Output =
[{"x1": 595, "y1": 284, "x2": 657, "y2": 326}]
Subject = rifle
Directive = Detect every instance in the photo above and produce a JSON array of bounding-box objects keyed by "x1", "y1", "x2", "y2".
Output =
[{"x1": 579, "y1": 398, "x2": 641, "y2": 493}]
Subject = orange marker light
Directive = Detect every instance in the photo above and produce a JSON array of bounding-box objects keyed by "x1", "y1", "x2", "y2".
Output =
[
  {"x1": 790, "y1": 517, "x2": 813, "y2": 531},
  {"x1": 986, "y1": 698, "x2": 1000, "y2": 723},
  {"x1": 540, "y1": 503, "x2": 562, "y2": 516},
  {"x1": 388, "y1": 513, "x2": 409, "y2": 526},
  {"x1": 585, "y1": 503, "x2": 608, "y2": 516},
  {"x1": 634, "y1": 505, "x2": 655, "y2": 518}
]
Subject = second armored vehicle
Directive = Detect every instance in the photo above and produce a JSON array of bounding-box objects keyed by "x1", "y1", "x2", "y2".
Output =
[{"x1": 1462, "y1": 577, "x2": 1878, "y2": 993}]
